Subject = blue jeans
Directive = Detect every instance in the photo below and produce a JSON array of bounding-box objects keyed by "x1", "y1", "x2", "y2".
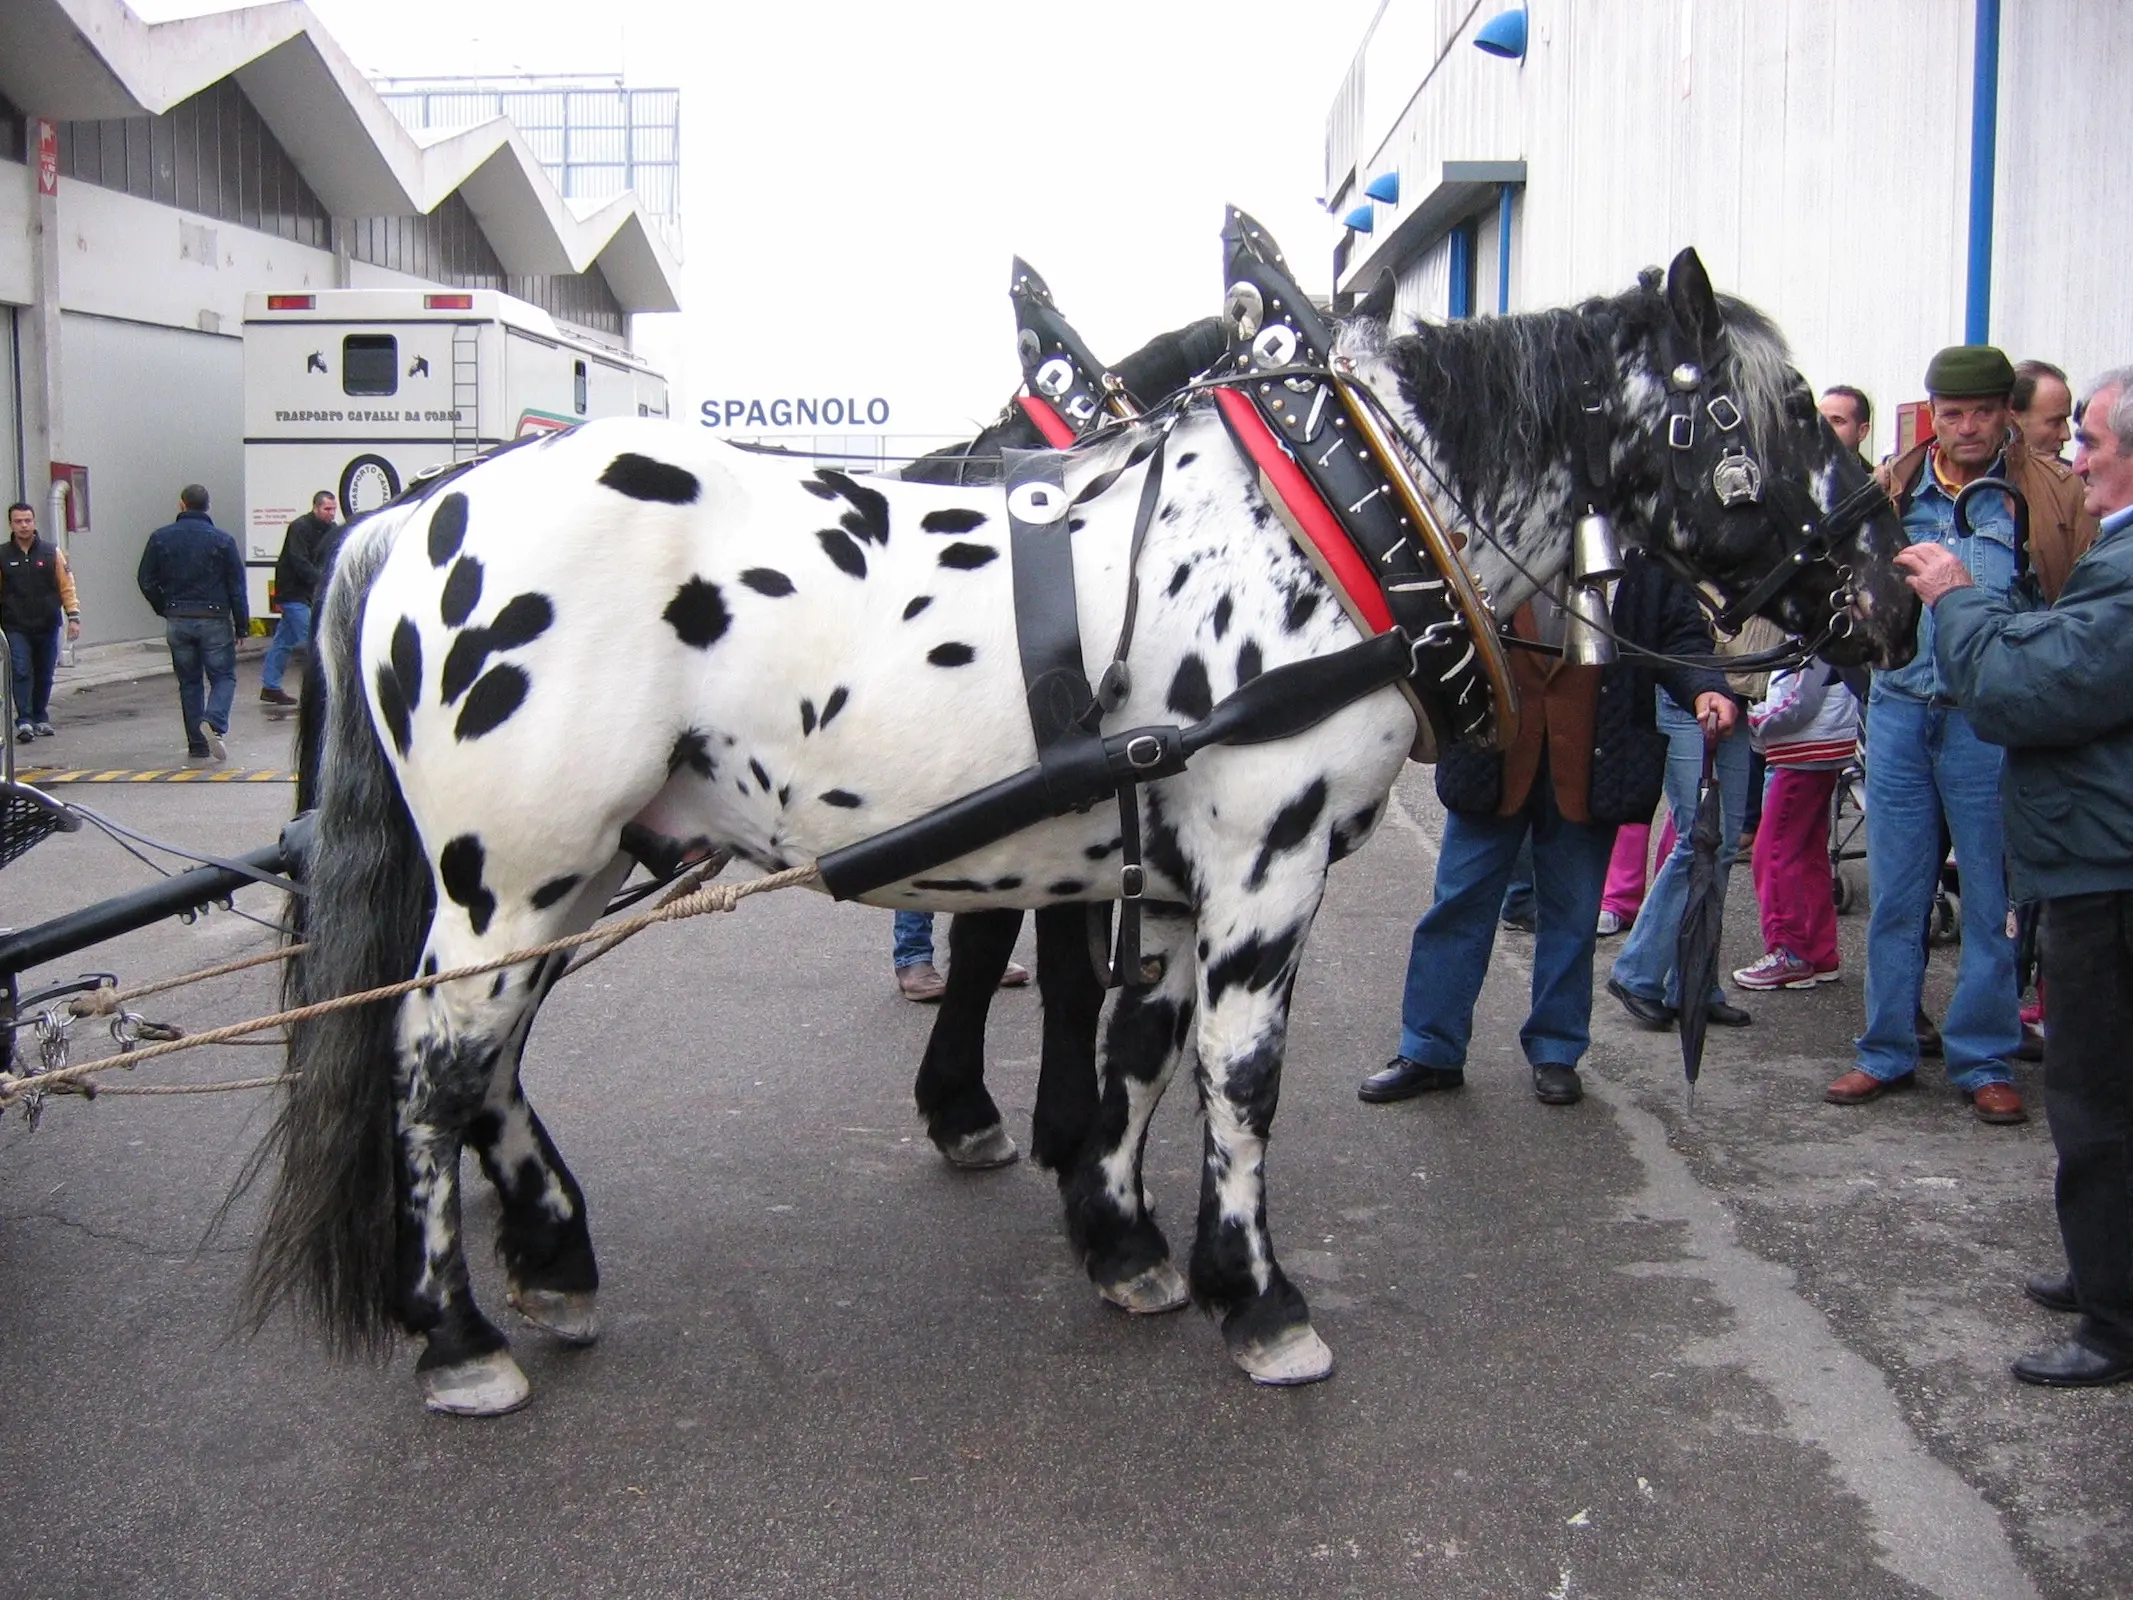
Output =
[
  {"x1": 261, "y1": 600, "x2": 312, "y2": 691},
  {"x1": 1500, "y1": 835, "x2": 1537, "y2": 923},
  {"x1": 1612, "y1": 692, "x2": 1752, "y2": 1007},
  {"x1": 893, "y1": 910, "x2": 935, "y2": 969},
  {"x1": 1857, "y1": 692, "x2": 2017, "y2": 1088},
  {"x1": 1398, "y1": 779, "x2": 1618, "y2": 1070},
  {"x1": 165, "y1": 615, "x2": 237, "y2": 750},
  {"x1": 6, "y1": 627, "x2": 60, "y2": 724}
]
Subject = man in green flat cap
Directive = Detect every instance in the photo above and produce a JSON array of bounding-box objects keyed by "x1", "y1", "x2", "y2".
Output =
[{"x1": 1823, "y1": 346, "x2": 2093, "y2": 1127}]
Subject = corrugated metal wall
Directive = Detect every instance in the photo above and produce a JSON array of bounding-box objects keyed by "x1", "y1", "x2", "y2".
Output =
[
  {"x1": 1334, "y1": 0, "x2": 2133, "y2": 461},
  {"x1": 58, "y1": 80, "x2": 332, "y2": 252}
]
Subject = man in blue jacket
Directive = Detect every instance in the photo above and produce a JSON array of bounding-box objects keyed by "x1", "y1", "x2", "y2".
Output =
[
  {"x1": 137, "y1": 484, "x2": 248, "y2": 761},
  {"x1": 1906, "y1": 363, "x2": 2133, "y2": 1387}
]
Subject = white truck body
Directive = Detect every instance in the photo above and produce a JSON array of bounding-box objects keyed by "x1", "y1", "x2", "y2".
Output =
[{"x1": 241, "y1": 287, "x2": 668, "y2": 614}]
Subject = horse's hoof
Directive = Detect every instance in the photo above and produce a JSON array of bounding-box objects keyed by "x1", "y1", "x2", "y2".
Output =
[
  {"x1": 1231, "y1": 1323, "x2": 1336, "y2": 1386},
  {"x1": 420, "y1": 1350, "x2": 532, "y2": 1416},
  {"x1": 508, "y1": 1286, "x2": 600, "y2": 1345},
  {"x1": 941, "y1": 1125, "x2": 1019, "y2": 1170},
  {"x1": 1098, "y1": 1259, "x2": 1190, "y2": 1315}
]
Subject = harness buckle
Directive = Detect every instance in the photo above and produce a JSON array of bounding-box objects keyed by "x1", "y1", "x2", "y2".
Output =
[
  {"x1": 1124, "y1": 734, "x2": 1166, "y2": 770},
  {"x1": 1120, "y1": 863, "x2": 1145, "y2": 900},
  {"x1": 1668, "y1": 413, "x2": 1695, "y2": 451},
  {"x1": 1705, "y1": 394, "x2": 1744, "y2": 432}
]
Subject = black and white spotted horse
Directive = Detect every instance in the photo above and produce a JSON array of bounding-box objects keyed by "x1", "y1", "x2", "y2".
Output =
[{"x1": 246, "y1": 246, "x2": 1915, "y2": 1415}]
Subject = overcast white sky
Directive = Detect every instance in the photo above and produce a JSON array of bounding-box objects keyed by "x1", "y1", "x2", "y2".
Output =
[{"x1": 138, "y1": 0, "x2": 1383, "y2": 438}]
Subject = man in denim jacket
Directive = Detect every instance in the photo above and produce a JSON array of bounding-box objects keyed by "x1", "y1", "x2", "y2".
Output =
[
  {"x1": 1904, "y1": 365, "x2": 2133, "y2": 1386},
  {"x1": 1826, "y1": 346, "x2": 2044, "y2": 1124}
]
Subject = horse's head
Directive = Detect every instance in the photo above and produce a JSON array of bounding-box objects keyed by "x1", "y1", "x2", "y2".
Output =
[
  {"x1": 1631, "y1": 249, "x2": 1916, "y2": 668},
  {"x1": 1339, "y1": 250, "x2": 1916, "y2": 669}
]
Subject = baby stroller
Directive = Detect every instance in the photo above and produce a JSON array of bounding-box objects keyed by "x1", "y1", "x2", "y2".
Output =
[{"x1": 1827, "y1": 728, "x2": 1959, "y2": 943}]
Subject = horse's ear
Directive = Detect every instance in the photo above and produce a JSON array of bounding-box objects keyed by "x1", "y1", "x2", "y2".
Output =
[
  {"x1": 1356, "y1": 268, "x2": 1396, "y2": 325},
  {"x1": 1665, "y1": 247, "x2": 1725, "y2": 350}
]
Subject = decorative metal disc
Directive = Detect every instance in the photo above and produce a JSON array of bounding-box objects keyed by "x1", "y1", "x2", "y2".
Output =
[
  {"x1": 1225, "y1": 281, "x2": 1265, "y2": 340},
  {"x1": 1711, "y1": 450, "x2": 1764, "y2": 507}
]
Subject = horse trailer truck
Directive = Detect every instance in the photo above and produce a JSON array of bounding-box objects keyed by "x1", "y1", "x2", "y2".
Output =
[{"x1": 242, "y1": 287, "x2": 669, "y2": 616}]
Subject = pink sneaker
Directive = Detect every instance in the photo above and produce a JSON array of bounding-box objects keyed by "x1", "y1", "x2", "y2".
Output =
[{"x1": 1733, "y1": 948, "x2": 1835, "y2": 990}]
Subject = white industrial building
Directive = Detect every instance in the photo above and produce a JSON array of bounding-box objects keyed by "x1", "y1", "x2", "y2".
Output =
[
  {"x1": 0, "y1": 0, "x2": 682, "y2": 645},
  {"x1": 1326, "y1": 1, "x2": 2130, "y2": 462}
]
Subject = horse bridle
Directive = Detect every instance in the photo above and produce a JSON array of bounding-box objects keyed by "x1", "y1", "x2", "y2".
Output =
[{"x1": 1649, "y1": 331, "x2": 1894, "y2": 645}]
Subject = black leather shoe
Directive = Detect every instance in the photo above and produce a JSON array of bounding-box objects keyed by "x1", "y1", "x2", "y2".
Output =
[
  {"x1": 1916, "y1": 1007, "x2": 1944, "y2": 1058},
  {"x1": 2024, "y1": 1272, "x2": 2079, "y2": 1314},
  {"x1": 1607, "y1": 977, "x2": 1676, "y2": 1030},
  {"x1": 1359, "y1": 1057, "x2": 1465, "y2": 1104},
  {"x1": 2011, "y1": 1337, "x2": 2133, "y2": 1388},
  {"x1": 1532, "y1": 1063, "x2": 1583, "y2": 1105},
  {"x1": 1706, "y1": 1000, "x2": 1753, "y2": 1028}
]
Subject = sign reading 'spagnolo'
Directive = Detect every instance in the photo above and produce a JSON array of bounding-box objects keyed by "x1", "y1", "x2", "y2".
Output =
[{"x1": 699, "y1": 396, "x2": 893, "y2": 429}]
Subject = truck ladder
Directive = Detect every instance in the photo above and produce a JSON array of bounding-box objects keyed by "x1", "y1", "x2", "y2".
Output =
[{"x1": 451, "y1": 323, "x2": 480, "y2": 461}]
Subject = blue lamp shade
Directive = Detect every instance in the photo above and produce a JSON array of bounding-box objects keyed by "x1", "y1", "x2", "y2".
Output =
[
  {"x1": 1364, "y1": 171, "x2": 1400, "y2": 205},
  {"x1": 1474, "y1": 6, "x2": 1527, "y2": 59},
  {"x1": 1341, "y1": 203, "x2": 1376, "y2": 233}
]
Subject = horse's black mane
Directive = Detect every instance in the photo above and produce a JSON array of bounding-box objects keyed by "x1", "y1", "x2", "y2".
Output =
[
  {"x1": 1371, "y1": 272, "x2": 1791, "y2": 522},
  {"x1": 902, "y1": 316, "x2": 1226, "y2": 487}
]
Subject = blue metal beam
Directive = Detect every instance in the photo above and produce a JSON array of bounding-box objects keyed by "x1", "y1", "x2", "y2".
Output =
[{"x1": 1966, "y1": 0, "x2": 2001, "y2": 343}]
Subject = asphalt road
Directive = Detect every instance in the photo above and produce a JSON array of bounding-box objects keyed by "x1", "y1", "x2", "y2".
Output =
[{"x1": 2, "y1": 664, "x2": 2128, "y2": 1599}]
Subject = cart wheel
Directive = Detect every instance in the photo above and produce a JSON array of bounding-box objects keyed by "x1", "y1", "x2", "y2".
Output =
[{"x1": 1833, "y1": 869, "x2": 1858, "y2": 915}]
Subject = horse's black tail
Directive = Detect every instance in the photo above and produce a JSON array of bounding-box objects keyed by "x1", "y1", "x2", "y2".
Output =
[{"x1": 240, "y1": 522, "x2": 433, "y2": 1353}]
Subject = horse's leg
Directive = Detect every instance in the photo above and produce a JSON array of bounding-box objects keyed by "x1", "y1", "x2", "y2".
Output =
[
  {"x1": 1187, "y1": 876, "x2": 1332, "y2": 1386},
  {"x1": 392, "y1": 857, "x2": 628, "y2": 1416},
  {"x1": 463, "y1": 859, "x2": 633, "y2": 1346},
  {"x1": 1062, "y1": 904, "x2": 1196, "y2": 1315},
  {"x1": 1028, "y1": 901, "x2": 1107, "y2": 1173},
  {"x1": 914, "y1": 908, "x2": 1022, "y2": 1168}
]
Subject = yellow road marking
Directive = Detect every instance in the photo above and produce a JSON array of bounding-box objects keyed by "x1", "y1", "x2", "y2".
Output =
[{"x1": 16, "y1": 767, "x2": 297, "y2": 784}]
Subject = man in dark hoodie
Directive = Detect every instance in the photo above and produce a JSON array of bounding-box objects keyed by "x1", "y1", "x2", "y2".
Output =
[{"x1": 137, "y1": 484, "x2": 248, "y2": 761}]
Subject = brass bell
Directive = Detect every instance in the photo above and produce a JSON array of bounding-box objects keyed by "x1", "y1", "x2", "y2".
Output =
[{"x1": 1571, "y1": 512, "x2": 1624, "y2": 585}]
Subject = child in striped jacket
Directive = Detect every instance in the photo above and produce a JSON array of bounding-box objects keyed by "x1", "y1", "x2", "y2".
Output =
[{"x1": 1735, "y1": 661, "x2": 1861, "y2": 990}]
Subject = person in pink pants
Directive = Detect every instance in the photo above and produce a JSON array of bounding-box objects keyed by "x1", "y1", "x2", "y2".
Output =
[
  {"x1": 1598, "y1": 815, "x2": 1674, "y2": 934},
  {"x1": 1736, "y1": 662, "x2": 1859, "y2": 989}
]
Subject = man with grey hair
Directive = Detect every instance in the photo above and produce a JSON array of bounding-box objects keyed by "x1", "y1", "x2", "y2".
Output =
[{"x1": 1901, "y1": 364, "x2": 2133, "y2": 1386}]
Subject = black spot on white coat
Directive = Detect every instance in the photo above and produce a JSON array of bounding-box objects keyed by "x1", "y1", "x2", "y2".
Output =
[
  {"x1": 1166, "y1": 654, "x2": 1213, "y2": 720},
  {"x1": 937, "y1": 543, "x2": 998, "y2": 570},
  {"x1": 929, "y1": 642, "x2": 976, "y2": 667},
  {"x1": 390, "y1": 617, "x2": 423, "y2": 714},
  {"x1": 749, "y1": 758, "x2": 771, "y2": 792},
  {"x1": 1248, "y1": 778, "x2": 1328, "y2": 889},
  {"x1": 427, "y1": 493, "x2": 468, "y2": 567},
  {"x1": 375, "y1": 662, "x2": 412, "y2": 758},
  {"x1": 920, "y1": 508, "x2": 987, "y2": 534},
  {"x1": 664, "y1": 577, "x2": 730, "y2": 649},
  {"x1": 799, "y1": 699, "x2": 817, "y2": 736},
  {"x1": 1047, "y1": 878, "x2": 1086, "y2": 896},
  {"x1": 1283, "y1": 587, "x2": 1320, "y2": 633},
  {"x1": 817, "y1": 526, "x2": 867, "y2": 579},
  {"x1": 1211, "y1": 594, "x2": 1233, "y2": 639},
  {"x1": 669, "y1": 729, "x2": 715, "y2": 778},
  {"x1": 820, "y1": 686, "x2": 850, "y2": 726},
  {"x1": 902, "y1": 595, "x2": 932, "y2": 620},
  {"x1": 820, "y1": 789, "x2": 863, "y2": 808},
  {"x1": 1236, "y1": 639, "x2": 1263, "y2": 686},
  {"x1": 740, "y1": 567, "x2": 795, "y2": 597},
  {"x1": 812, "y1": 468, "x2": 890, "y2": 544},
  {"x1": 531, "y1": 874, "x2": 580, "y2": 910},
  {"x1": 442, "y1": 593, "x2": 555, "y2": 705},
  {"x1": 441, "y1": 556, "x2": 483, "y2": 627},
  {"x1": 454, "y1": 665, "x2": 529, "y2": 742},
  {"x1": 1166, "y1": 563, "x2": 1193, "y2": 597},
  {"x1": 599, "y1": 452, "x2": 701, "y2": 503},
  {"x1": 439, "y1": 834, "x2": 496, "y2": 936}
]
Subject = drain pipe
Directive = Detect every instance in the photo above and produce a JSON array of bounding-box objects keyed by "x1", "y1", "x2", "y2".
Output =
[
  {"x1": 1496, "y1": 182, "x2": 1514, "y2": 314},
  {"x1": 46, "y1": 477, "x2": 73, "y2": 666},
  {"x1": 1964, "y1": 0, "x2": 2001, "y2": 343}
]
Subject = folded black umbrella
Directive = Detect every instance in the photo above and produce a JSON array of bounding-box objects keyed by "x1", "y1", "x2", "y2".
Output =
[{"x1": 1676, "y1": 735, "x2": 1727, "y2": 1109}]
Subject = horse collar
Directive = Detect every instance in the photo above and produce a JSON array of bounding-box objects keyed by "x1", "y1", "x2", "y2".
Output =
[
  {"x1": 1012, "y1": 258, "x2": 1138, "y2": 448},
  {"x1": 1208, "y1": 207, "x2": 1518, "y2": 758}
]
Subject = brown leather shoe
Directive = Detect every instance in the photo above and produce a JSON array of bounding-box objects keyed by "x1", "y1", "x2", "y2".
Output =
[
  {"x1": 896, "y1": 962, "x2": 946, "y2": 1003},
  {"x1": 998, "y1": 960, "x2": 1031, "y2": 988},
  {"x1": 1824, "y1": 1068, "x2": 1914, "y2": 1105},
  {"x1": 1969, "y1": 1082, "x2": 2029, "y2": 1124}
]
